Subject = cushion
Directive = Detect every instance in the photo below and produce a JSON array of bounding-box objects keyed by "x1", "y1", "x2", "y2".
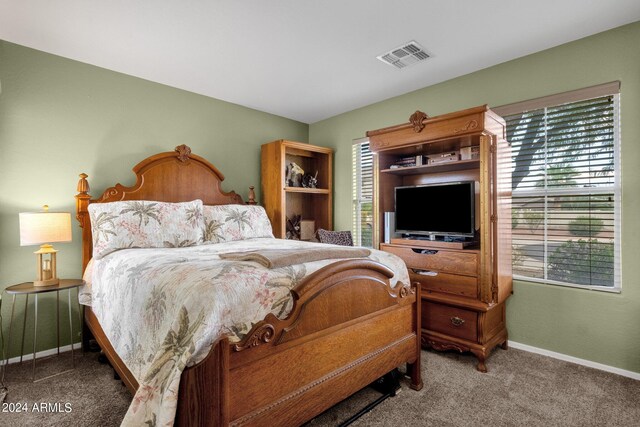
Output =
[
  {"x1": 88, "y1": 199, "x2": 204, "y2": 259},
  {"x1": 203, "y1": 204, "x2": 274, "y2": 243},
  {"x1": 316, "y1": 229, "x2": 354, "y2": 246}
]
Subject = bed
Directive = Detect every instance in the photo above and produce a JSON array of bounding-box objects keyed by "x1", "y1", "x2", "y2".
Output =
[{"x1": 75, "y1": 145, "x2": 422, "y2": 426}]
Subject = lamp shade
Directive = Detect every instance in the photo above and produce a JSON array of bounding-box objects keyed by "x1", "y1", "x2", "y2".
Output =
[{"x1": 19, "y1": 211, "x2": 72, "y2": 246}]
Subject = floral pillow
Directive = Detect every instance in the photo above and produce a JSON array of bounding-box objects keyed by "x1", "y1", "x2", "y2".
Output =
[
  {"x1": 203, "y1": 204, "x2": 274, "y2": 243},
  {"x1": 88, "y1": 199, "x2": 205, "y2": 259}
]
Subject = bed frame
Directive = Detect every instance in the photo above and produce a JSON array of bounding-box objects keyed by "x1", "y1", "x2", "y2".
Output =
[{"x1": 75, "y1": 145, "x2": 422, "y2": 426}]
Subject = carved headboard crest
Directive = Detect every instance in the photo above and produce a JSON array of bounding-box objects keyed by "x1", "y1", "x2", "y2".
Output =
[
  {"x1": 409, "y1": 110, "x2": 429, "y2": 133},
  {"x1": 175, "y1": 144, "x2": 192, "y2": 162}
]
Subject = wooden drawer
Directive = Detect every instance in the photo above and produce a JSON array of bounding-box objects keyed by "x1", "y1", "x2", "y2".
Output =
[
  {"x1": 422, "y1": 301, "x2": 478, "y2": 342},
  {"x1": 410, "y1": 271, "x2": 478, "y2": 299},
  {"x1": 383, "y1": 245, "x2": 477, "y2": 276}
]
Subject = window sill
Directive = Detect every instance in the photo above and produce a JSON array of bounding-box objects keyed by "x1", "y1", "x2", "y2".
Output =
[{"x1": 513, "y1": 275, "x2": 621, "y2": 294}]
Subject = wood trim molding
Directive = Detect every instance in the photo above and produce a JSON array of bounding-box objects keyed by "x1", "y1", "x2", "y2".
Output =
[
  {"x1": 366, "y1": 105, "x2": 488, "y2": 137},
  {"x1": 493, "y1": 81, "x2": 621, "y2": 116}
]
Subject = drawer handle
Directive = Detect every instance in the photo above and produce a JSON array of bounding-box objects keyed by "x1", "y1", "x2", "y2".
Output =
[
  {"x1": 412, "y1": 269, "x2": 438, "y2": 276},
  {"x1": 411, "y1": 248, "x2": 438, "y2": 255},
  {"x1": 450, "y1": 316, "x2": 465, "y2": 327}
]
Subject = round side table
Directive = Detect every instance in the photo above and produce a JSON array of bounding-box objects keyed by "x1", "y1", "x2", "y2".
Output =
[{"x1": 4, "y1": 279, "x2": 84, "y2": 382}]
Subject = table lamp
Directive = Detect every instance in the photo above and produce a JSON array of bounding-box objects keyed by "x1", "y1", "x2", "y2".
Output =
[{"x1": 19, "y1": 205, "x2": 72, "y2": 287}]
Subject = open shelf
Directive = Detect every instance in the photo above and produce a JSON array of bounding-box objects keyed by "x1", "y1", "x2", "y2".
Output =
[
  {"x1": 262, "y1": 140, "x2": 333, "y2": 238},
  {"x1": 381, "y1": 159, "x2": 480, "y2": 175},
  {"x1": 284, "y1": 187, "x2": 331, "y2": 194}
]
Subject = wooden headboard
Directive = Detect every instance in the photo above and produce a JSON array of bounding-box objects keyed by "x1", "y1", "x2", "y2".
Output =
[{"x1": 75, "y1": 144, "x2": 255, "y2": 272}]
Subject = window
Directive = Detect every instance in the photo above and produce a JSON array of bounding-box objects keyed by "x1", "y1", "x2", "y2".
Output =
[
  {"x1": 496, "y1": 83, "x2": 621, "y2": 291},
  {"x1": 352, "y1": 138, "x2": 374, "y2": 247}
]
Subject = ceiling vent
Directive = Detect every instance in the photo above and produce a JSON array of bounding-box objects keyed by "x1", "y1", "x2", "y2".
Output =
[{"x1": 376, "y1": 41, "x2": 430, "y2": 69}]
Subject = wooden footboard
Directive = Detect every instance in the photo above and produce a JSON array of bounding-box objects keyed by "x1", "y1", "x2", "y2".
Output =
[
  {"x1": 85, "y1": 259, "x2": 421, "y2": 427},
  {"x1": 219, "y1": 259, "x2": 421, "y2": 427}
]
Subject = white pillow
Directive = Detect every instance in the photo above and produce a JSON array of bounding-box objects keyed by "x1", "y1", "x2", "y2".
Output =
[
  {"x1": 88, "y1": 199, "x2": 204, "y2": 259},
  {"x1": 203, "y1": 204, "x2": 274, "y2": 243}
]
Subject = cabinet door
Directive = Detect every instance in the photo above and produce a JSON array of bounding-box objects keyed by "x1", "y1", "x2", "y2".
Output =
[{"x1": 478, "y1": 135, "x2": 496, "y2": 304}]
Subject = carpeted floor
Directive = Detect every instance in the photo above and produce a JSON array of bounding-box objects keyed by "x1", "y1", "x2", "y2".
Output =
[{"x1": 2, "y1": 347, "x2": 639, "y2": 426}]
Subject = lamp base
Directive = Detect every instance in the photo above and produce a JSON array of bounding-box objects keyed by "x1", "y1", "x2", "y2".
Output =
[
  {"x1": 33, "y1": 278, "x2": 59, "y2": 287},
  {"x1": 34, "y1": 245, "x2": 59, "y2": 287}
]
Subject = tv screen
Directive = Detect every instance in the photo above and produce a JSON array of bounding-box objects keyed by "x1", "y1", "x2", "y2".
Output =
[{"x1": 395, "y1": 182, "x2": 475, "y2": 237}]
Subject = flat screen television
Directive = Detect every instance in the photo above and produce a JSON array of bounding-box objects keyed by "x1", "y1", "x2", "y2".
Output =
[{"x1": 394, "y1": 181, "x2": 475, "y2": 238}]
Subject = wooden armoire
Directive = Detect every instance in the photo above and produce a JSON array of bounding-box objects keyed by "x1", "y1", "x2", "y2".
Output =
[{"x1": 367, "y1": 106, "x2": 512, "y2": 372}]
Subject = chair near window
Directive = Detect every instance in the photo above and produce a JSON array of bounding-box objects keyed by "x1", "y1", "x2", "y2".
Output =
[{"x1": 316, "y1": 229, "x2": 354, "y2": 246}]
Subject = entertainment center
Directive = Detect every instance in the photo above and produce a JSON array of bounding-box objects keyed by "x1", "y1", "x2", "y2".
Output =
[{"x1": 367, "y1": 105, "x2": 512, "y2": 372}]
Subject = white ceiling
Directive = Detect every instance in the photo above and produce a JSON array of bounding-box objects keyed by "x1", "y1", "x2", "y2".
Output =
[{"x1": 1, "y1": 1, "x2": 639, "y2": 124}]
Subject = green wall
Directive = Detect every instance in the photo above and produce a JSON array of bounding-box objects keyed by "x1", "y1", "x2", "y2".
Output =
[
  {"x1": 0, "y1": 41, "x2": 308, "y2": 358},
  {"x1": 309, "y1": 22, "x2": 640, "y2": 373}
]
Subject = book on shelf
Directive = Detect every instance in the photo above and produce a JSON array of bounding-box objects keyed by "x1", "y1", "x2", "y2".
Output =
[
  {"x1": 415, "y1": 155, "x2": 428, "y2": 166},
  {"x1": 390, "y1": 163, "x2": 416, "y2": 169},
  {"x1": 390, "y1": 154, "x2": 440, "y2": 169},
  {"x1": 390, "y1": 158, "x2": 416, "y2": 168}
]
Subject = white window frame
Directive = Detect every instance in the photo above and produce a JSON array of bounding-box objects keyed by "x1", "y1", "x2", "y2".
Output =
[
  {"x1": 496, "y1": 84, "x2": 622, "y2": 293},
  {"x1": 352, "y1": 137, "x2": 373, "y2": 248}
]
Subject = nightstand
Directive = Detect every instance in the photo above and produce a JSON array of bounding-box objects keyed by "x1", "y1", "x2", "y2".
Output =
[{"x1": 4, "y1": 279, "x2": 84, "y2": 381}]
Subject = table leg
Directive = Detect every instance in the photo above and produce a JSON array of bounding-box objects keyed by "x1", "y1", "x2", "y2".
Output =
[
  {"x1": 32, "y1": 294, "x2": 38, "y2": 382},
  {"x1": 78, "y1": 290, "x2": 83, "y2": 356},
  {"x1": 68, "y1": 290, "x2": 74, "y2": 367},
  {"x1": 57, "y1": 290, "x2": 60, "y2": 355},
  {"x1": 20, "y1": 294, "x2": 28, "y2": 364},
  {"x1": 5, "y1": 295, "x2": 16, "y2": 367}
]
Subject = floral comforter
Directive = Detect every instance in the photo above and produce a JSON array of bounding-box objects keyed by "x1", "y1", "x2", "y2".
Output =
[{"x1": 81, "y1": 237, "x2": 409, "y2": 426}]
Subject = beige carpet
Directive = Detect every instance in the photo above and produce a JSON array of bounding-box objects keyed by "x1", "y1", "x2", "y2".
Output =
[{"x1": 2, "y1": 347, "x2": 639, "y2": 426}]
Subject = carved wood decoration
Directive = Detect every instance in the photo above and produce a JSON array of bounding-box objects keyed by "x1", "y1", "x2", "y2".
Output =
[
  {"x1": 175, "y1": 144, "x2": 192, "y2": 162},
  {"x1": 453, "y1": 119, "x2": 479, "y2": 134},
  {"x1": 409, "y1": 110, "x2": 429, "y2": 132},
  {"x1": 75, "y1": 146, "x2": 422, "y2": 426},
  {"x1": 247, "y1": 186, "x2": 257, "y2": 205},
  {"x1": 424, "y1": 338, "x2": 469, "y2": 353},
  {"x1": 233, "y1": 324, "x2": 275, "y2": 351}
]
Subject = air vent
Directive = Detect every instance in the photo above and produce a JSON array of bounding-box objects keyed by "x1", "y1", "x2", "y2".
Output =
[{"x1": 377, "y1": 41, "x2": 430, "y2": 69}]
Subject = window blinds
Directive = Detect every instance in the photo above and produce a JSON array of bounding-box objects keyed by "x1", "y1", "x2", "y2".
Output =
[
  {"x1": 352, "y1": 140, "x2": 374, "y2": 247},
  {"x1": 502, "y1": 94, "x2": 621, "y2": 290}
]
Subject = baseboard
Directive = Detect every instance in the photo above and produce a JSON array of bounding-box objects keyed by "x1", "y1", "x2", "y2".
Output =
[
  {"x1": 4, "y1": 342, "x2": 82, "y2": 365},
  {"x1": 509, "y1": 341, "x2": 640, "y2": 381}
]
